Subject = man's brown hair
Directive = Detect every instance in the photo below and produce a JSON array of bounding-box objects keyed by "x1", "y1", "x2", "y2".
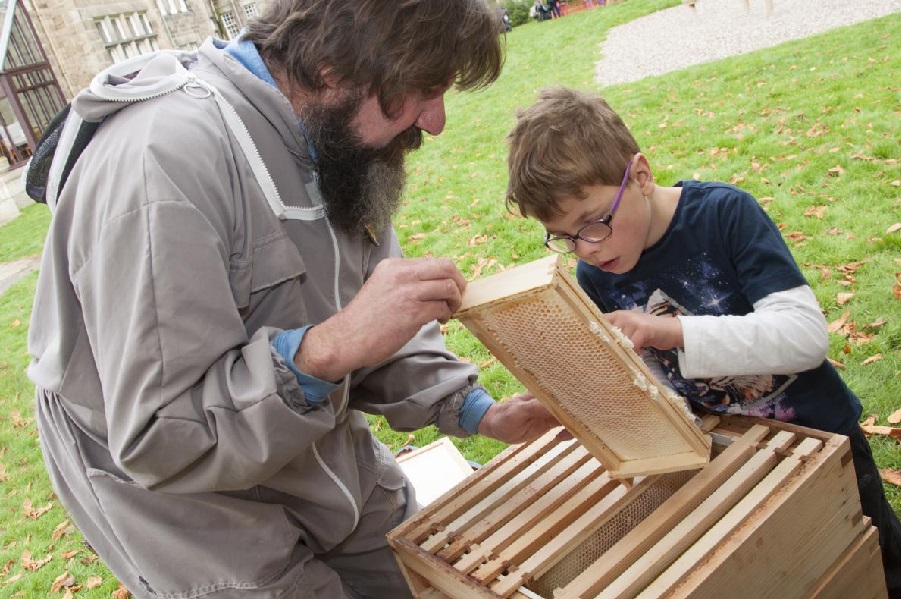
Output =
[
  {"x1": 506, "y1": 87, "x2": 640, "y2": 221},
  {"x1": 243, "y1": 0, "x2": 504, "y2": 118}
]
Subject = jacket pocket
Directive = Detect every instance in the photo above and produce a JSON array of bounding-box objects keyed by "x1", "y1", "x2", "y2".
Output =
[
  {"x1": 86, "y1": 469, "x2": 300, "y2": 596},
  {"x1": 229, "y1": 232, "x2": 306, "y2": 312}
]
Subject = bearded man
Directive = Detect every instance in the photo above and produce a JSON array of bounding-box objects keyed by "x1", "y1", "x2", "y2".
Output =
[{"x1": 27, "y1": 0, "x2": 559, "y2": 597}]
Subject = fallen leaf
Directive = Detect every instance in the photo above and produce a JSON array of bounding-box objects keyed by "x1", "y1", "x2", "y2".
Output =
[
  {"x1": 827, "y1": 357, "x2": 845, "y2": 370},
  {"x1": 85, "y1": 576, "x2": 103, "y2": 589},
  {"x1": 836, "y1": 292, "x2": 853, "y2": 306},
  {"x1": 861, "y1": 354, "x2": 883, "y2": 365},
  {"x1": 112, "y1": 583, "x2": 132, "y2": 599},
  {"x1": 0, "y1": 463, "x2": 7, "y2": 483},
  {"x1": 863, "y1": 318, "x2": 887, "y2": 330},
  {"x1": 50, "y1": 571, "x2": 75, "y2": 593},
  {"x1": 22, "y1": 500, "x2": 53, "y2": 520},
  {"x1": 827, "y1": 165, "x2": 845, "y2": 177},
  {"x1": 860, "y1": 424, "x2": 901, "y2": 440},
  {"x1": 20, "y1": 550, "x2": 52, "y2": 571},
  {"x1": 888, "y1": 409, "x2": 901, "y2": 425},
  {"x1": 888, "y1": 223, "x2": 901, "y2": 234},
  {"x1": 803, "y1": 205, "x2": 827, "y2": 219},
  {"x1": 827, "y1": 310, "x2": 850, "y2": 333},
  {"x1": 52, "y1": 520, "x2": 73, "y2": 540},
  {"x1": 880, "y1": 469, "x2": 901, "y2": 487},
  {"x1": 861, "y1": 414, "x2": 877, "y2": 427}
]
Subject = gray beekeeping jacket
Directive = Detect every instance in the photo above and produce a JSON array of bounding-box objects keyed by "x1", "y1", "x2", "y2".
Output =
[{"x1": 27, "y1": 39, "x2": 480, "y2": 595}]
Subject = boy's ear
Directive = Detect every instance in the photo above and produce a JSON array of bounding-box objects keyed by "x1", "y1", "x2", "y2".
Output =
[{"x1": 632, "y1": 153, "x2": 656, "y2": 195}]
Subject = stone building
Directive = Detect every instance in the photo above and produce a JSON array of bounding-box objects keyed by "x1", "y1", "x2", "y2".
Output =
[
  {"x1": 0, "y1": 0, "x2": 261, "y2": 168},
  {"x1": 0, "y1": 0, "x2": 259, "y2": 221}
]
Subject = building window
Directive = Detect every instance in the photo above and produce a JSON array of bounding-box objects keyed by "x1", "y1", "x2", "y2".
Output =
[
  {"x1": 220, "y1": 11, "x2": 239, "y2": 39},
  {"x1": 156, "y1": 0, "x2": 167, "y2": 16},
  {"x1": 96, "y1": 11, "x2": 158, "y2": 64},
  {"x1": 243, "y1": 3, "x2": 258, "y2": 18}
]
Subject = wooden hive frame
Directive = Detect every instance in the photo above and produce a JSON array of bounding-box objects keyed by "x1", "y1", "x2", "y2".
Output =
[
  {"x1": 454, "y1": 255, "x2": 710, "y2": 478},
  {"x1": 387, "y1": 416, "x2": 885, "y2": 599}
]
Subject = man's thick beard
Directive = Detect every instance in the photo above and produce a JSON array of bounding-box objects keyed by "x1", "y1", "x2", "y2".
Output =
[{"x1": 300, "y1": 94, "x2": 423, "y2": 236}]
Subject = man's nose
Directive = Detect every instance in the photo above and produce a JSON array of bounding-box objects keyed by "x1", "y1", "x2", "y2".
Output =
[{"x1": 415, "y1": 96, "x2": 446, "y2": 136}]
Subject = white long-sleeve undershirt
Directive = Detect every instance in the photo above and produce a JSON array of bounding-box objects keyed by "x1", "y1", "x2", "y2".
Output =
[{"x1": 676, "y1": 284, "x2": 828, "y2": 378}]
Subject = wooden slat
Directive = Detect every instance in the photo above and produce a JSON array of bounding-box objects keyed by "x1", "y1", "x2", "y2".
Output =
[
  {"x1": 588, "y1": 430, "x2": 795, "y2": 599},
  {"x1": 430, "y1": 441, "x2": 589, "y2": 558},
  {"x1": 664, "y1": 433, "x2": 866, "y2": 599},
  {"x1": 555, "y1": 423, "x2": 770, "y2": 599},
  {"x1": 483, "y1": 474, "x2": 623, "y2": 596},
  {"x1": 636, "y1": 436, "x2": 822, "y2": 598},
  {"x1": 453, "y1": 459, "x2": 605, "y2": 574},
  {"x1": 396, "y1": 426, "x2": 567, "y2": 546}
]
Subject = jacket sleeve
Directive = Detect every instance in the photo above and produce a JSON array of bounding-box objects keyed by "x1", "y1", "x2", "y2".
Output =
[
  {"x1": 346, "y1": 230, "x2": 484, "y2": 436},
  {"x1": 70, "y1": 132, "x2": 334, "y2": 494}
]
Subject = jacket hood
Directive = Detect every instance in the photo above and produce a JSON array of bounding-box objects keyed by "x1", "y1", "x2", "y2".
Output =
[{"x1": 72, "y1": 51, "x2": 198, "y2": 123}]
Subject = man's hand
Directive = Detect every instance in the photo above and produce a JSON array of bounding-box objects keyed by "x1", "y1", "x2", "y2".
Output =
[
  {"x1": 297, "y1": 257, "x2": 467, "y2": 381},
  {"x1": 605, "y1": 310, "x2": 684, "y2": 351},
  {"x1": 477, "y1": 393, "x2": 563, "y2": 445}
]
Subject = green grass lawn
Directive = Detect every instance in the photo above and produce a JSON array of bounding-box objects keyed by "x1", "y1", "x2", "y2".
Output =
[{"x1": 1, "y1": 4, "x2": 899, "y2": 595}]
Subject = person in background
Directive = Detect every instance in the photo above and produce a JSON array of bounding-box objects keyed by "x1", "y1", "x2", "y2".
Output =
[
  {"x1": 27, "y1": 1, "x2": 560, "y2": 597},
  {"x1": 504, "y1": 86, "x2": 901, "y2": 598}
]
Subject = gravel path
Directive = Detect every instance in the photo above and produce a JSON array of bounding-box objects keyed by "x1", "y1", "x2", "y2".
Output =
[{"x1": 595, "y1": 0, "x2": 901, "y2": 86}]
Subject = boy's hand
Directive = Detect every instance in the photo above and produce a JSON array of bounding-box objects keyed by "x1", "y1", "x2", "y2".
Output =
[
  {"x1": 477, "y1": 393, "x2": 562, "y2": 445},
  {"x1": 606, "y1": 310, "x2": 684, "y2": 351}
]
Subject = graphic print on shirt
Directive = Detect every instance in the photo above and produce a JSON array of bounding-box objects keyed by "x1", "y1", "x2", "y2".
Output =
[{"x1": 642, "y1": 287, "x2": 798, "y2": 420}]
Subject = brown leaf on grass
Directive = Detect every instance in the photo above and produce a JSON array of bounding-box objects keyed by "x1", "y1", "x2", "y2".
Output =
[
  {"x1": 407, "y1": 233, "x2": 428, "y2": 241},
  {"x1": 803, "y1": 205, "x2": 827, "y2": 219},
  {"x1": 838, "y1": 259, "x2": 871, "y2": 274},
  {"x1": 836, "y1": 292, "x2": 853, "y2": 306},
  {"x1": 85, "y1": 576, "x2": 103, "y2": 589},
  {"x1": 826, "y1": 227, "x2": 841, "y2": 235},
  {"x1": 860, "y1": 423, "x2": 901, "y2": 441},
  {"x1": 51, "y1": 520, "x2": 73, "y2": 540},
  {"x1": 1, "y1": 559, "x2": 13, "y2": 576},
  {"x1": 469, "y1": 257, "x2": 497, "y2": 279},
  {"x1": 50, "y1": 571, "x2": 75, "y2": 593},
  {"x1": 2, "y1": 573, "x2": 22, "y2": 585},
  {"x1": 479, "y1": 357, "x2": 497, "y2": 369},
  {"x1": 863, "y1": 318, "x2": 887, "y2": 330},
  {"x1": 827, "y1": 357, "x2": 845, "y2": 370},
  {"x1": 467, "y1": 234, "x2": 488, "y2": 246},
  {"x1": 784, "y1": 231, "x2": 808, "y2": 241},
  {"x1": 20, "y1": 550, "x2": 52, "y2": 571},
  {"x1": 0, "y1": 463, "x2": 7, "y2": 483},
  {"x1": 888, "y1": 223, "x2": 901, "y2": 234},
  {"x1": 888, "y1": 409, "x2": 901, "y2": 425},
  {"x1": 22, "y1": 499, "x2": 53, "y2": 520},
  {"x1": 60, "y1": 550, "x2": 79, "y2": 560},
  {"x1": 9, "y1": 319, "x2": 20, "y2": 327},
  {"x1": 10, "y1": 411, "x2": 30, "y2": 429},
  {"x1": 861, "y1": 414, "x2": 877, "y2": 427},
  {"x1": 894, "y1": 278, "x2": 901, "y2": 300},
  {"x1": 112, "y1": 583, "x2": 133, "y2": 599},
  {"x1": 827, "y1": 165, "x2": 845, "y2": 177},
  {"x1": 861, "y1": 354, "x2": 884, "y2": 365},
  {"x1": 880, "y1": 469, "x2": 901, "y2": 488},
  {"x1": 827, "y1": 310, "x2": 851, "y2": 333}
]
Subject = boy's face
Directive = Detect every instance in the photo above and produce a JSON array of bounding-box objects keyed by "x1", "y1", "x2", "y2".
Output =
[{"x1": 540, "y1": 175, "x2": 653, "y2": 275}]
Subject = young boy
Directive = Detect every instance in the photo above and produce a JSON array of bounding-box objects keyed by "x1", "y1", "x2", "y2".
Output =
[{"x1": 505, "y1": 86, "x2": 901, "y2": 597}]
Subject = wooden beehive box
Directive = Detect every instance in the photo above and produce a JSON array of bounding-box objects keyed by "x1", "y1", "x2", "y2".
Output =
[
  {"x1": 387, "y1": 416, "x2": 886, "y2": 599},
  {"x1": 454, "y1": 255, "x2": 710, "y2": 479}
]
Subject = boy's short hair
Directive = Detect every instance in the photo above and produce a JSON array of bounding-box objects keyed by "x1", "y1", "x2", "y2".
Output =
[{"x1": 506, "y1": 87, "x2": 640, "y2": 221}]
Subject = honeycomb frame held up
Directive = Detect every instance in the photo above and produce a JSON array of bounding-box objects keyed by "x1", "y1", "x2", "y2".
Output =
[{"x1": 454, "y1": 255, "x2": 710, "y2": 478}]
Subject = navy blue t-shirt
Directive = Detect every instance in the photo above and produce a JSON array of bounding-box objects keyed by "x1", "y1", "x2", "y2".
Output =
[{"x1": 576, "y1": 181, "x2": 861, "y2": 434}]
